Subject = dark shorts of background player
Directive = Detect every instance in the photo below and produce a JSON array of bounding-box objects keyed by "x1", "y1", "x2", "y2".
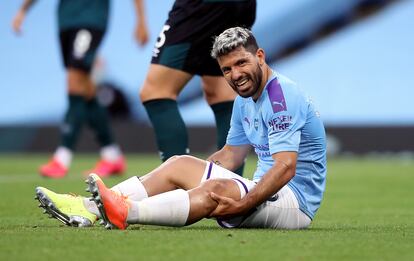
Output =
[
  {"x1": 151, "y1": 0, "x2": 256, "y2": 76},
  {"x1": 59, "y1": 28, "x2": 105, "y2": 73}
]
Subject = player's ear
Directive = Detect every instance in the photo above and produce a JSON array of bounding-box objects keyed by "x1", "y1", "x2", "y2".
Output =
[{"x1": 256, "y1": 48, "x2": 265, "y2": 66}]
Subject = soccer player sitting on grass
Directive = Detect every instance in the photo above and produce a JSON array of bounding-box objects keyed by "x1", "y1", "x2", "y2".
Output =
[{"x1": 35, "y1": 27, "x2": 327, "y2": 229}]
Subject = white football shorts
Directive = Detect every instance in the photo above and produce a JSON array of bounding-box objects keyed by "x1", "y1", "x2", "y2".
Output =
[{"x1": 200, "y1": 161, "x2": 311, "y2": 230}]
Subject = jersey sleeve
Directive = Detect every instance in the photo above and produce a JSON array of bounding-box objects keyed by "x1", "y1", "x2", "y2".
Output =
[
  {"x1": 264, "y1": 83, "x2": 307, "y2": 155},
  {"x1": 226, "y1": 97, "x2": 250, "y2": 146}
]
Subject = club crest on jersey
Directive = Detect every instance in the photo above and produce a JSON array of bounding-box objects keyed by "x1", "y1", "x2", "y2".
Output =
[
  {"x1": 267, "y1": 78, "x2": 287, "y2": 113},
  {"x1": 254, "y1": 118, "x2": 259, "y2": 131}
]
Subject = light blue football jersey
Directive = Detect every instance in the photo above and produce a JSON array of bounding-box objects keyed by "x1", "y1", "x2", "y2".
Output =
[{"x1": 227, "y1": 71, "x2": 327, "y2": 219}]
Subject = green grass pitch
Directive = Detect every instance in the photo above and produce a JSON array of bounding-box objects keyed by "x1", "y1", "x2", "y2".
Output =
[{"x1": 0, "y1": 153, "x2": 413, "y2": 260}]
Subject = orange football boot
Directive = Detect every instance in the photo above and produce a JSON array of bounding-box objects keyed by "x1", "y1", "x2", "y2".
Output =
[{"x1": 86, "y1": 173, "x2": 130, "y2": 230}]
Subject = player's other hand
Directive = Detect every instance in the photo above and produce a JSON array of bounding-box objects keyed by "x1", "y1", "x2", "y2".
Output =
[
  {"x1": 12, "y1": 10, "x2": 26, "y2": 35},
  {"x1": 209, "y1": 192, "x2": 245, "y2": 219},
  {"x1": 134, "y1": 21, "x2": 149, "y2": 46}
]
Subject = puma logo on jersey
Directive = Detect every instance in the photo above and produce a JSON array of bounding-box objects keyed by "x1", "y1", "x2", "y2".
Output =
[
  {"x1": 272, "y1": 101, "x2": 285, "y2": 109},
  {"x1": 244, "y1": 117, "x2": 251, "y2": 127},
  {"x1": 267, "y1": 78, "x2": 287, "y2": 113}
]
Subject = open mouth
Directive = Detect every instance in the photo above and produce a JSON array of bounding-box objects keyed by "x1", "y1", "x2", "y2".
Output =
[{"x1": 235, "y1": 78, "x2": 249, "y2": 90}]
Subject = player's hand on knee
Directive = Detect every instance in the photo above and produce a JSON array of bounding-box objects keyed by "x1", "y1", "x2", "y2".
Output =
[{"x1": 209, "y1": 192, "x2": 244, "y2": 219}]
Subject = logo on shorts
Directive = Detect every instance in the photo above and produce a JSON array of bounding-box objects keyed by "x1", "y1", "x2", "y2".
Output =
[
  {"x1": 267, "y1": 194, "x2": 279, "y2": 202},
  {"x1": 73, "y1": 29, "x2": 92, "y2": 59}
]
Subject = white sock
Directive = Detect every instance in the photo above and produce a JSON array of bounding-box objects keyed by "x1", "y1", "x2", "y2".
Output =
[
  {"x1": 111, "y1": 176, "x2": 148, "y2": 201},
  {"x1": 100, "y1": 144, "x2": 122, "y2": 162},
  {"x1": 82, "y1": 176, "x2": 148, "y2": 217},
  {"x1": 83, "y1": 197, "x2": 100, "y2": 217},
  {"x1": 54, "y1": 146, "x2": 72, "y2": 168},
  {"x1": 127, "y1": 189, "x2": 190, "y2": 227}
]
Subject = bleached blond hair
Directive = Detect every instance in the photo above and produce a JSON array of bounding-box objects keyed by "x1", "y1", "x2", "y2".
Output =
[{"x1": 211, "y1": 27, "x2": 258, "y2": 59}]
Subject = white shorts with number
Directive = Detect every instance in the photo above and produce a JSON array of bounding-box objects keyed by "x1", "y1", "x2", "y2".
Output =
[{"x1": 201, "y1": 162, "x2": 311, "y2": 230}]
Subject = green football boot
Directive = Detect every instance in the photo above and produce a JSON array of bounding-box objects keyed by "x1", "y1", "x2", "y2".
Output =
[{"x1": 35, "y1": 186, "x2": 97, "y2": 227}]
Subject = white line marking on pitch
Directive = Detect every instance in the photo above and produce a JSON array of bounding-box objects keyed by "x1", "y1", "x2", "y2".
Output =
[{"x1": 0, "y1": 174, "x2": 81, "y2": 183}]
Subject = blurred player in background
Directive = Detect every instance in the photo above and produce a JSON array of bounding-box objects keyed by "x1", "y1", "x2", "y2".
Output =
[
  {"x1": 140, "y1": 0, "x2": 256, "y2": 176},
  {"x1": 34, "y1": 27, "x2": 327, "y2": 230},
  {"x1": 12, "y1": 0, "x2": 149, "y2": 178}
]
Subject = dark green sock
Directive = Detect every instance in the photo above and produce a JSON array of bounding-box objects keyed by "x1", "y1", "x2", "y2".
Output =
[
  {"x1": 143, "y1": 99, "x2": 189, "y2": 161},
  {"x1": 86, "y1": 97, "x2": 114, "y2": 147},
  {"x1": 211, "y1": 101, "x2": 245, "y2": 176},
  {"x1": 61, "y1": 95, "x2": 87, "y2": 150}
]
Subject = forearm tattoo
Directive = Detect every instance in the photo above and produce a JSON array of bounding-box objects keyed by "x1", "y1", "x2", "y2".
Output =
[{"x1": 212, "y1": 160, "x2": 221, "y2": 166}]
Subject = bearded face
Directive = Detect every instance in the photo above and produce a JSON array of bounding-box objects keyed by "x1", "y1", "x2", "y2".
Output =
[
  {"x1": 217, "y1": 47, "x2": 265, "y2": 100},
  {"x1": 229, "y1": 61, "x2": 262, "y2": 98}
]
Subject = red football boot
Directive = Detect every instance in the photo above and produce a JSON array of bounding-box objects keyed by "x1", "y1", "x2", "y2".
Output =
[
  {"x1": 39, "y1": 158, "x2": 68, "y2": 178},
  {"x1": 87, "y1": 157, "x2": 126, "y2": 177}
]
